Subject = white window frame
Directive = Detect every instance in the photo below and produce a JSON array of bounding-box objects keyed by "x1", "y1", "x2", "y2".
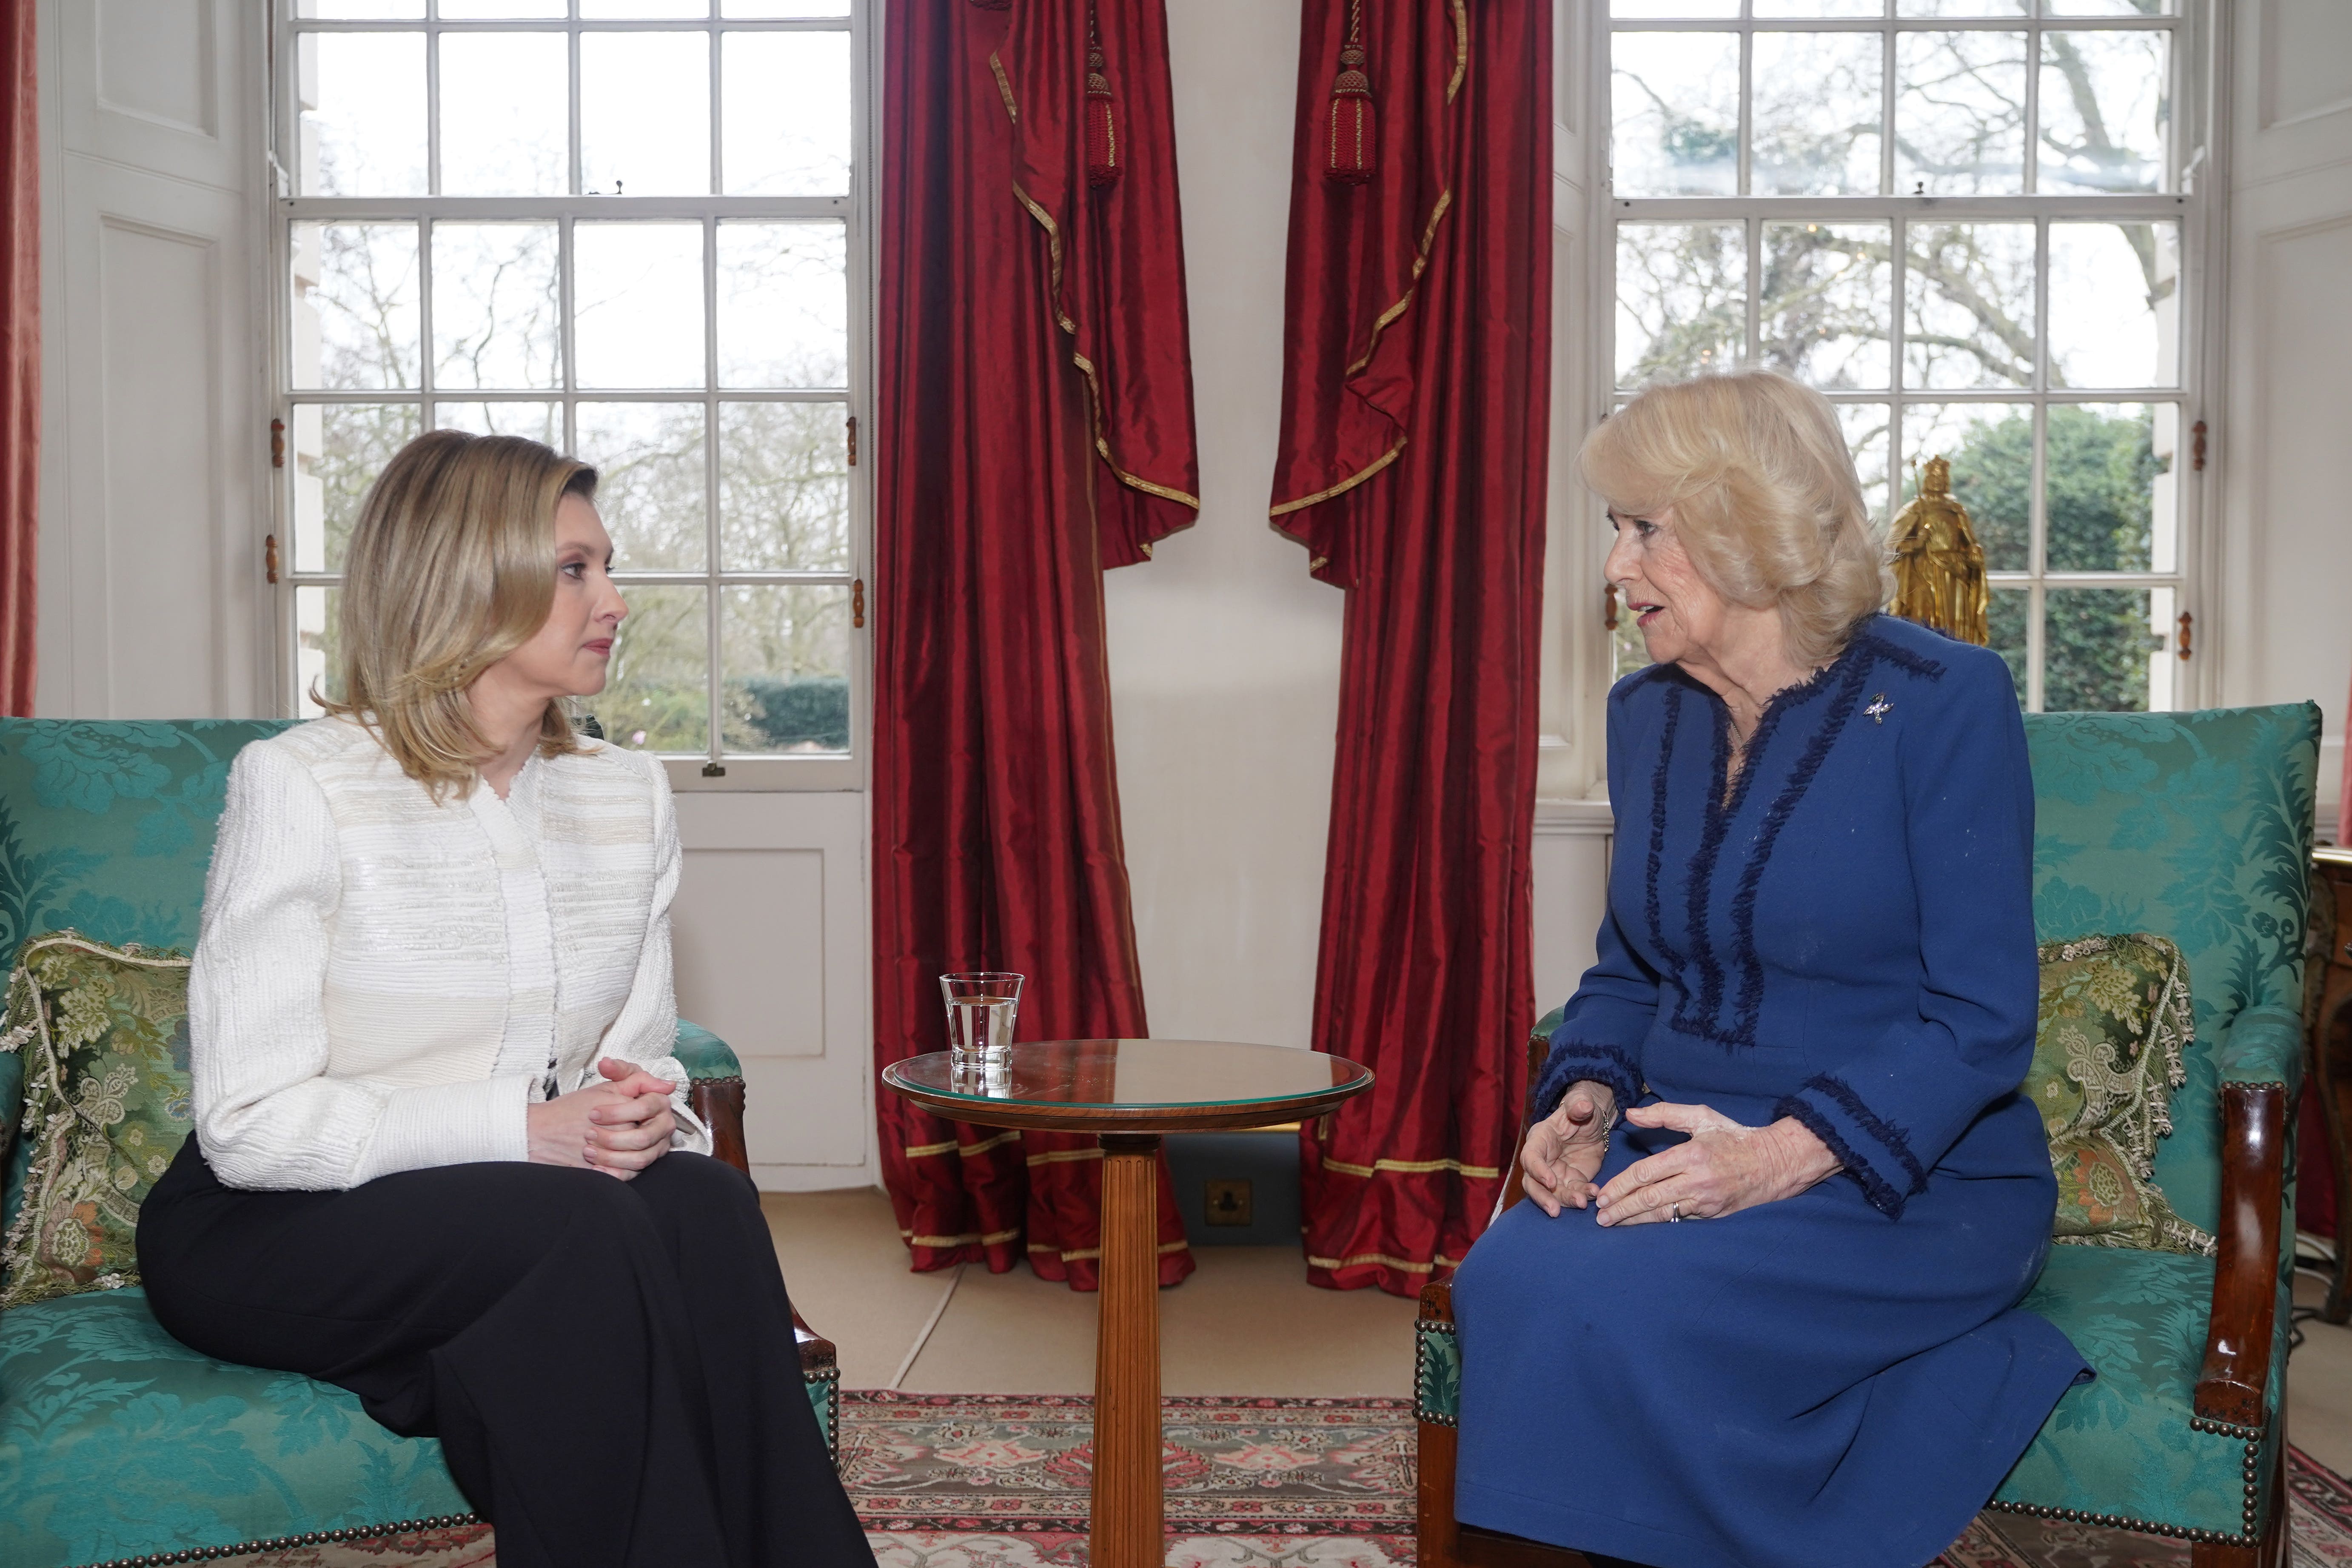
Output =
[
  {"x1": 1553, "y1": 0, "x2": 2222, "y2": 800},
  {"x1": 265, "y1": 1, "x2": 878, "y2": 793}
]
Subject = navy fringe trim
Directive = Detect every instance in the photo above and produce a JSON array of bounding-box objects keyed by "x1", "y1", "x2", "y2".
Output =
[
  {"x1": 1671, "y1": 707, "x2": 1737, "y2": 1037},
  {"x1": 1643, "y1": 685, "x2": 1687, "y2": 973},
  {"x1": 1532, "y1": 1040, "x2": 1644, "y2": 1121},
  {"x1": 1792, "y1": 1071, "x2": 1931, "y2": 1200},
  {"x1": 1773, "y1": 1092, "x2": 1908, "y2": 1219}
]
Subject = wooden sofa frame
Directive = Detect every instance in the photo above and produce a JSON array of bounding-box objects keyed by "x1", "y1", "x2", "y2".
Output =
[
  {"x1": 1413, "y1": 1033, "x2": 2290, "y2": 1568},
  {"x1": 690, "y1": 1075, "x2": 840, "y2": 1394}
]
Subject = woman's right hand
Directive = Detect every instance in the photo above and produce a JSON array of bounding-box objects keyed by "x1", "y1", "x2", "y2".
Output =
[{"x1": 1520, "y1": 1080, "x2": 1618, "y2": 1217}]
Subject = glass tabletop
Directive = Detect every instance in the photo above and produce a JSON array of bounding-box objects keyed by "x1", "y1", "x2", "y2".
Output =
[{"x1": 885, "y1": 1038, "x2": 1372, "y2": 1112}]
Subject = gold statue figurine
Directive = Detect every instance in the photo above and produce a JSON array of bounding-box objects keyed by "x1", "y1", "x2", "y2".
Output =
[{"x1": 1888, "y1": 455, "x2": 1989, "y2": 646}]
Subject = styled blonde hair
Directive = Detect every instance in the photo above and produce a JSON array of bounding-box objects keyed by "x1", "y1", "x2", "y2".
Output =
[
  {"x1": 1581, "y1": 371, "x2": 1890, "y2": 669},
  {"x1": 323, "y1": 430, "x2": 599, "y2": 799}
]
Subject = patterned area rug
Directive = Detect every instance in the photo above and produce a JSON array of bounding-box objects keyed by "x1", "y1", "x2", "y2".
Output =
[{"x1": 185, "y1": 1395, "x2": 2352, "y2": 1566}]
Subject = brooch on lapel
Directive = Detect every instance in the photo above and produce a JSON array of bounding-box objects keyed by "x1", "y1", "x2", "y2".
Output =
[{"x1": 1865, "y1": 693, "x2": 1892, "y2": 724}]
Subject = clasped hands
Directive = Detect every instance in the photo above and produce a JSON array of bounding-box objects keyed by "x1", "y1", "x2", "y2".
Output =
[
  {"x1": 525, "y1": 1058, "x2": 679, "y2": 1180},
  {"x1": 1519, "y1": 1080, "x2": 1840, "y2": 1224}
]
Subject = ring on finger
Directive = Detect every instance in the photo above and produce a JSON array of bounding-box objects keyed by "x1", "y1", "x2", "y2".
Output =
[{"x1": 1670, "y1": 1201, "x2": 1682, "y2": 1223}]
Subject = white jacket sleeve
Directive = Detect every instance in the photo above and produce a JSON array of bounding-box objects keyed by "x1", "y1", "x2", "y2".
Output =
[
  {"x1": 190, "y1": 742, "x2": 531, "y2": 1190},
  {"x1": 582, "y1": 751, "x2": 710, "y2": 1155}
]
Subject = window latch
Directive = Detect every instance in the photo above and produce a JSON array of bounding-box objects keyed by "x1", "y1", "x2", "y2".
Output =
[
  {"x1": 2176, "y1": 610, "x2": 2192, "y2": 661},
  {"x1": 264, "y1": 534, "x2": 279, "y2": 585},
  {"x1": 846, "y1": 414, "x2": 858, "y2": 468},
  {"x1": 852, "y1": 577, "x2": 866, "y2": 630},
  {"x1": 1603, "y1": 582, "x2": 1619, "y2": 631}
]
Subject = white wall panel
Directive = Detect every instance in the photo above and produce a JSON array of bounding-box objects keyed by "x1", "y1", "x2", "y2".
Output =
[
  {"x1": 2219, "y1": 0, "x2": 2352, "y2": 830},
  {"x1": 1104, "y1": 0, "x2": 1341, "y2": 1053},
  {"x1": 39, "y1": 0, "x2": 267, "y2": 721},
  {"x1": 63, "y1": 0, "x2": 244, "y2": 191},
  {"x1": 672, "y1": 792, "x2": 872, "y2": 1188}
]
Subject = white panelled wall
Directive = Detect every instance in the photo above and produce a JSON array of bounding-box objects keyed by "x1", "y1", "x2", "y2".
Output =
[{"x1": 29, "y1": 1, "x2": 2352, "y2": 1195}]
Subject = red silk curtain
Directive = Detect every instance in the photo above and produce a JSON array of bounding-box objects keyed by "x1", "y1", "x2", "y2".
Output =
[
  {"x1": 873, "y1": 0, "x2": 1197, "y2": 1290},
  {"x1": 1272, "y1": 0, "x2": 1552, "y2": 1296},
  {"x1": 0, "y1": 0, "x2": 33, "y2": 716}
]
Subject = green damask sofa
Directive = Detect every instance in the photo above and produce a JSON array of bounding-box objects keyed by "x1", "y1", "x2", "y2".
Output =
[
  {"x1": 0, "y1": 719, "x2": 837, "y2": 1568},
  {"x1": 1414, "y1": 704, "x2": 2319, "y2": 1568}
]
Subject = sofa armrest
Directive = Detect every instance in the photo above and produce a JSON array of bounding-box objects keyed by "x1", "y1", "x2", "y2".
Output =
[
  {"x1": 674, "y1": 1018, "x2": 742, "y2": 1081},
  {"x1": 2215, "y1": 1004, "x2": 2304, "y2": 1092},
  {"x1": 2193, "y1": 1079, "x2": 2289, "y2": 1429}
]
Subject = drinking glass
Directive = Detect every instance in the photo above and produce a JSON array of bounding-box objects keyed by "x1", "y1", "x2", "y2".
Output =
[{"x1": 940, "y1": 972, "x2": 1023, "y2": 1072}]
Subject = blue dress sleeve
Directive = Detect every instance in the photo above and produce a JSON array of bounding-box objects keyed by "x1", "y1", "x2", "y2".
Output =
[
  {"x1": 1531, "y1": 681, "x2": 1660, "y2": 1122},
  {"x1": 1772, "y1": 650, "x2": 2040, "y2": 1220}
]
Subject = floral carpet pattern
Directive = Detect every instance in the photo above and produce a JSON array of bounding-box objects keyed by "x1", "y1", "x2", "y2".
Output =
[{"x1": 179, "y1": 1396, "x2": 2352, "y2": 1566}]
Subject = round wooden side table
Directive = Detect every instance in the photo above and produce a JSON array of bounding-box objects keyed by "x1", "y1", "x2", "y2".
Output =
[{"x1": 881, "y1": 1038, "x2": 1374, "y2": 1568}]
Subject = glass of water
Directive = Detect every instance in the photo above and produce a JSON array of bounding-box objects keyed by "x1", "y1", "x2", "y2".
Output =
[{"x1": 940, "y1": 971, "x2": 1023, "y2": 1074}]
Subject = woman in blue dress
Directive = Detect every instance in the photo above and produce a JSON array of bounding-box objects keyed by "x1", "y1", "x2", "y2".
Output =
[{"x1": 1450, "y1": 371, "x2": 2087, "y2": 1568}]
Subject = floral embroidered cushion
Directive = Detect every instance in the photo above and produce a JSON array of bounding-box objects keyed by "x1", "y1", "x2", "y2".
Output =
[
  {"x1": 0, "y1": 931, "x2": 194, "y2": 1309},
  {"x1": 2029, "y1": 932, "x2": 2212, "y2": 1258}
]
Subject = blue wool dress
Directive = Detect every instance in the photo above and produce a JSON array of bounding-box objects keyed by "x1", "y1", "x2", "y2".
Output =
[{"x1": 1451, "y1": 615, "x2": 2088, "y2": 1568}]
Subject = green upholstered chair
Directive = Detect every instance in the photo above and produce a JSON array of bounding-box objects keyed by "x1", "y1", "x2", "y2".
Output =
[
  {"x1": 1414, "y1": 704, "x2": 2320, "y2": 1568},
  {"x1": 0, "y1": 719, "x2": 839, "y2": 1568}
]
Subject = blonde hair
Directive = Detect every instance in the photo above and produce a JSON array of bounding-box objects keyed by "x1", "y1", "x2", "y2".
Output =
[
  {"x1": 323, "y1": 429, "x2": 599, "y2": 800},
  {"x1": 1580, "y1": 371, "x2": 1890, "y2": 669}
]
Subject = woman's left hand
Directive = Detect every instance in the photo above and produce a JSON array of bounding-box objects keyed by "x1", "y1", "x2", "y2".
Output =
[
  {"x1": 583, "y1": 1058, "x2": 678, "y2": 1178},
  {"x1": 1591, "y1": 1101, "x2": 1840, "y2": 1226}
]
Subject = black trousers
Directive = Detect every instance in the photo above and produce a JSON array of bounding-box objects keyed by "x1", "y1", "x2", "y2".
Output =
[{"x1": 137, "y1": 1137, "x2": 873, "y2": 1568}]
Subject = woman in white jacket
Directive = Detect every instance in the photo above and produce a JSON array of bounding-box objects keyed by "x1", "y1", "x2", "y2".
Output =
[{"x1": 136, "y1": 430, "x2": 873, "y2": 1568}]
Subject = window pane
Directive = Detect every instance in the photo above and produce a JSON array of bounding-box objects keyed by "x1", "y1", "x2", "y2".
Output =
[
  {"x1": 2045, "y1": 588, "x2": 2152, "y2": 713},
  {"x1": 1611, "y1": 0, "x2": 1739, "y2": 15},
  {"x1": 2040, "y1": 30, "x2": 2170, "y2": 194},
  {"x1": 1760, "y1": 223, "x2": 1892, "y2": 389},
  {"x1": 583, "y1": 0, "x2": 710, "y2": 15},
  {"x1": 590, "y1": 585, "x2": 708, "y2": 754},
  {"x1": 1895, "y1": 31, "x2": 2027, "y2": 194},
  {"x1": 291, "y1": 404, "x2": 418, "y2": 573},
  {"x1": 291, "y1": 222, "x2": 422, "y2": 391},
  {"x1": 1616, "y1": 223, "x2": 1745, "y2": 388},
  {"x1": 723, "y1": 586, "x2": 851, "y2": 755},
  {"x1": 431, "y1": 224, "x2": 561, "y2": 390},
  {"x1": 1837, "y1": 403, "x2": 1892, "y2": 524},
  {"x1": 302, "y1": 0, "x2": 423, "y2": 16},
  {"x1": 2044, "y1": 404, "x2": 2168, "y2": 573},
  {"x1": 574, "y1": 402, "x2": 709, "y2": 571},
  {"x1": 1753, "y1": 33, "x2": 1883, "y2": 196},
  {"x1": 719, "y1": 403, "x2": 850, "y2": 570},
  {"x1": 575, "y1": 224, "x2": 707, "y2": 389},
  {"x1": 438, "y1": 34, "x2": 568, "y2": 197},
  {"x1": 432, "y1": 402, "x2": 562, "y2": 443},
  {"x1": 1755, "y1": 0, "x2": 1882, "y2": 13},
  {"x1": 2049, "y1": 222, "x2": 2178, "y2": 389},
  {"x1": 722, "y1": 32, "x2": 853, "y2": 197},
  {"x1": 2045, "y1": 0, "x2": 2172, "y2": 14},
  {"x1": 581, "y1": 33, "x2": 712, "y2": 197},
  {"x1": 724, "y1": 0, "x2": 851, "y2": 14},
  {"x1": 296, "y1": 587, "x2": 345, "y2": 718},
  {"x1": 1900, "y1": 403, "x2": 2032, "y2": 570},
  {"x1": 438, "y1": 0, "x2": 566, "y2": 15},
  {"x1": 1897, "y1": 0, "x2": 2026, "y2": 14},
  {"x1": 1611, "y1": 33, "x2": 1738, "y2": 197},
  {"x1": 1902, "y1": 222, "x2": 2035, "y2": 389},
  {"x1": 717, "y1": 223, "x2": 848, "y2": 388},
  {"x1": 1987, "y1": 587, "x2": 2028, "y2": 708},
  {"x1": 299, "y1": 32, "x2": 425, "y2": 196}
]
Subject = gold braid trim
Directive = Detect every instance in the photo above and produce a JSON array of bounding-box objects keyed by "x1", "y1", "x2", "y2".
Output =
[
  {"x1": 1320, "y1": 1154, "x2": 1503, "y2": 1179},
  {"x1": 901, "y1": 1226, "x2": 1024, "y2": 1248},
  {"x1": 1305, "y1": 1250, "x2": 1464, "y2": 1274}
]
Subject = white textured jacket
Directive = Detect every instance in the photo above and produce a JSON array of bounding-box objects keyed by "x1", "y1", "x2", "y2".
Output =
[{"x1": 189, "y1": 716, "x2": 709, "y2": 1192}]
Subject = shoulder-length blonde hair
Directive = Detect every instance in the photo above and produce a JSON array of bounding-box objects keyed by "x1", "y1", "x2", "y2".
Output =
[
  {"x1": 1580, "y1": 371, "x2": 1889, "y2": 669},
  {"x1": 322, "y1": 429, "x2": 599, "y2": 799}
]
